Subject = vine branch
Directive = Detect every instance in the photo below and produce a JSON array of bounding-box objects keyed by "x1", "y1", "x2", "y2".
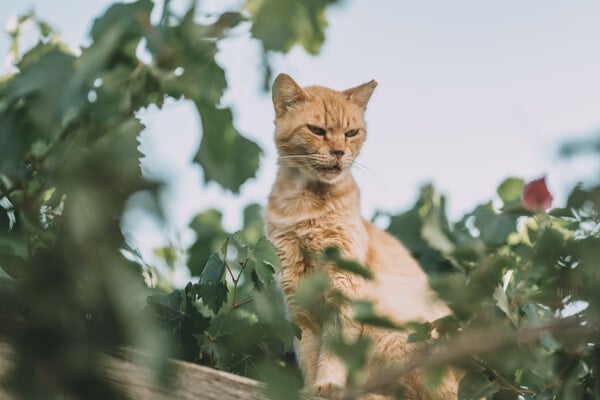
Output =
[{"x1": 343, "y1": 316, "x2": 600, "y2": 399}]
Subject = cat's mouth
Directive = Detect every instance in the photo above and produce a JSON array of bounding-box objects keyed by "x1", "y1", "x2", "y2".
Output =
[{"x1": 315, "y1": 165, "x2": 342, "y2": 173}]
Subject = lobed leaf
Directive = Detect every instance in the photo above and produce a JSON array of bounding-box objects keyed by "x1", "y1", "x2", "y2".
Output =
[
  {"x1": 195, "y1": 253, "x2": 229, "y2": 314},
  {"x1": 194, "y1": 103, "x2": 262, "y2": 193}
]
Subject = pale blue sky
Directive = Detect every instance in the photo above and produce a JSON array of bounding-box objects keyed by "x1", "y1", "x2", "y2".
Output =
[{"x1": 1, "y1": 1, "x2": 599, "y2": 279}]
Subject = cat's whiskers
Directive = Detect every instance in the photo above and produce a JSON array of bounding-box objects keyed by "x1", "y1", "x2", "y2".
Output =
[
  {"x1": 278, "y1": 154, "x2": 337, "y2": 171},
  {"x1": 350, "y1": 159, "x2": 388, "y2": 192}
]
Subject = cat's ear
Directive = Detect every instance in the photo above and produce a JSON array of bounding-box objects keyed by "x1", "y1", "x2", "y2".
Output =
[
  {"x1": 272, "y1": 73, "x2": 306, "y2": 117},
  {"x1": 343, "y1": 79, "x2": 378, "y2": 109}
]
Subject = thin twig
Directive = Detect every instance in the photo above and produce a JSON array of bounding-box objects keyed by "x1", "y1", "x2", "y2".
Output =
[{"x1": 232, "y1": 299, "x2": 253, "y2": 310}]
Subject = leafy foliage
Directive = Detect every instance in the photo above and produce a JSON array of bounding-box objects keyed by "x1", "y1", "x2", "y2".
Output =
[
  {"x1": 147, "y1": 231, "x2": 299, "y2": 378},
  {"x1": 0, "y1": 0, "x2": 339, "y2": 398},
  {"x1": 0, "y1": 1, "x2": 599, "y2": 400},
  {"x1": 375, "y1": 178, "x2": 600, "y2": 400}
]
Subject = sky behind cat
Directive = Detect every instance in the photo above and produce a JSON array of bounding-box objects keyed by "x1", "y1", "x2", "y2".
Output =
[{"x1": 1, "y1": 0, "x2": 599, "y2": 269}]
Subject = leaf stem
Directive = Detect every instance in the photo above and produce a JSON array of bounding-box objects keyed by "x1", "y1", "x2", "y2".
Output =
[
  {"x1": 227, "y1": 259, "x2": 249, "y2": 311},
  {"x1": 232, "y1": 298, "x2": 253, "y2": 310}
]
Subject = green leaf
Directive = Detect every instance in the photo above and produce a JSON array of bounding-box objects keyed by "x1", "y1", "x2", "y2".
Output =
[
  {"x1": 195, "y1": 253, "x2": 228, "y2": 314},
  {"x1": 352, "y1": 300, "x2": 398, "y2": 329},
  {"x1": 187, "y1": 209, "x2": 227, "y2": 276},
  {"x1": 472, "y1": 203, "x2": 517, "y2": 247},
  {"x1": 253, "y1": 287, "x2": 300, "y2": 351},
  {"x1": 431, "y1": 315, "x2": 458, "y2": 335},
  {"x1": 146, "y1": 289, "x2": 186, "y2": 323},
  {"x1": 243, "y1": 236, "x2": 279, "y2": 288},
  {"x1": 294, "y1": 271, "x2": 333, "y2": 322},
  {"x1": 324, "y1": 247, "x2": 373, "y2": 280},
  {"x1": 425, "y1": 366, "x2": 446, "y2": 389},
  {"x1": 458, "y1": 371, "x2": 500, "y2": 400},
  {"x1": 194, "y1": 103, "x2": 261, "y2": 193},
  {"x1": 89, "y1": 0, "x2": 152, "y2": 42},
  {"x1": 153, "y1": 246, "x2": 179, "y2": 268},
  {"x1": 533, "y1": 228, "x2": 565, "y2": 267},
  {"x1": 497, "y1": 177, "x2": 525, "y2": 204},
  {"x1": 246, "y1": 0, "x2": 339, "y2": 55},
  {"x1": 253, "y1": 236, "x2": 280, "y2": 272},
  {"x1": 399, "y1": 321, "x2": 433, "y2": 344},
  {"x1": 241, "y1": 203, "x2": 265, "y2": 244},
  {"x1": 387, "y1": 185, "x2": 455, "y2": 274},
  {"x1": 258, "y1": 360, "x2": 303, "y2": 400},
  {"x1": 17, "y1": 42, "x2": 72, "y2": 70},
  {"x1": 5, "y1": 49, "x2": 77, "y2": 130},
  {"x1": 386, "y1": 207, "x2": 427, "y2": 254},
  {"x1": 326, "y1": 335, "x2": 371, "y2": 384},
  {"x1": 146, "y1": 286, "x2": 211, "y2": 361}
]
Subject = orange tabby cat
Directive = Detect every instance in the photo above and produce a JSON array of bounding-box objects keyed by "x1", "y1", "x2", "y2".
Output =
[{"x1": 265, "y1": 74, "x2": 459, "y2": 399}]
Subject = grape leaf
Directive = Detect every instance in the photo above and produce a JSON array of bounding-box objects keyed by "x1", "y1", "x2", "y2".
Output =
[
  {"x1": 194, "y1": 102, "x2": 261, "y2": 193},
  {"x1": 246, "y1": 0, "x2": 339, "y2": 55},
  {"x1": 242, "y1": 236, "x2": 280, "y2": 288},
  {"x1": 146, "y1": 289, "x2": 186, "y2": 324},
  {"x1": 472, "y1": 203, "x2": 517, "y2": 247},
  {"x1": 187, "y1": 209, "x2": 227, "y2": 276},
  {"x1": 253, "y1": 236, "x2": 281, "y2": 272},
  {"x1": 89, "y1": 0, "x2": 152, "y2": 42},
  {"x1": 195, "y1": 253, "x2": 228, "y2": 314}
]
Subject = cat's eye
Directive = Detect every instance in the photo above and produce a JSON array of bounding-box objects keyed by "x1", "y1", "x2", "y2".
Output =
[
  {"x1": 345, "y1": 129, "x2": 359, "y2": 138},
  {"x1": 307, "y1": 125, "x2": 326, "y2": 136}
]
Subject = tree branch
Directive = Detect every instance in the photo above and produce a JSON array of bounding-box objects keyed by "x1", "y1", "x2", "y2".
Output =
[{"x1": 343, "y1": 316, "x2": 600, "y2": 399}]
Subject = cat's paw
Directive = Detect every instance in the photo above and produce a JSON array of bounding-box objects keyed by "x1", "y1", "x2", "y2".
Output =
[{"x1": 307, "y1": 382, "x2": 345, "y2": 399}]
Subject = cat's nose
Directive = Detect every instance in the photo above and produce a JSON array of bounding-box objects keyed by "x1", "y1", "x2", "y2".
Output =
[{"x1": 330, "y1": 150, "x2": 345, "y2": 159}]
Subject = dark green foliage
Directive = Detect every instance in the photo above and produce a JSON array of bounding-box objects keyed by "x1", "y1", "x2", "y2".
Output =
[
  {"x1": 149, "y1": 232, "x2": 300, "y2": 378},
  {"x1": 0, "y1": 1, "x2": 340, "y2": 398}
]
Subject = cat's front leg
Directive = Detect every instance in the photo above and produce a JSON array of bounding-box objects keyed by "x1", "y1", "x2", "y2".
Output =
[
  {"x1": 314, "y1": 350, "x2": 347, "y2": 398},
  {"x1": 313, "y1": 308, "x2": 361, "y2": 398},
  {"x1": 294, "y1": 326, "x2": 320, "y2": 385}
]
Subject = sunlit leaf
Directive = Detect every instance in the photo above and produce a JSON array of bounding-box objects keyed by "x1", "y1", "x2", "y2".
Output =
[{"x1": 497, "y1": 177, "x2": 525, "y2": 204}]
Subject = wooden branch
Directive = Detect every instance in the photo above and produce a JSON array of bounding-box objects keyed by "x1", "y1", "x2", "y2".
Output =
[{"x1": 0, "y1": 341, "x2": 322, "y2": 400}]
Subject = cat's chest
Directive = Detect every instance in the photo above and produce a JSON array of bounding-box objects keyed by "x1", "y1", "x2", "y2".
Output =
[{"x1": 267, "y1": 213, "x2": 367, "y2": 264}]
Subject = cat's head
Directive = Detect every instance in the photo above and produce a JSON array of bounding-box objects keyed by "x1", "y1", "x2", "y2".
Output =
[{"x1": 271, "y1": 73, "x2": 377, "y2": 185}]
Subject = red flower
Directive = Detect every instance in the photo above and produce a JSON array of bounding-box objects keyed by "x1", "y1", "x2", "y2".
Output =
[{"x1": 522, "y1": 177, "x2": 553, "y2": 212}]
